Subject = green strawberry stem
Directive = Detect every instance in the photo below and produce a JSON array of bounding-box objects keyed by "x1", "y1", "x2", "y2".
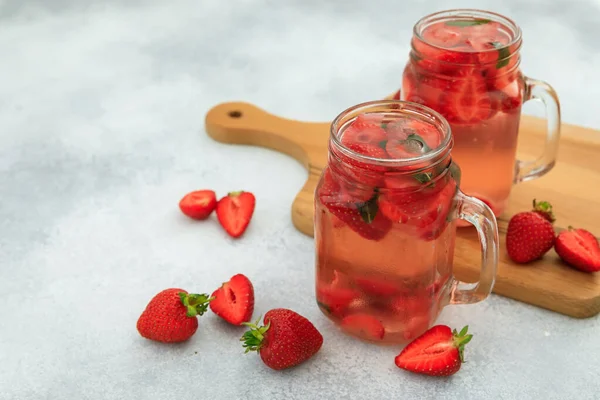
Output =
[
  {"x1": 240, "y1": 316, "x2": 271, "y2": 353},
  {"x1": 178, "y1": 292, "x2": 214, "y2": 317},
  {"x1": 228, "y1": 190, "x2": 244, "y2": 197},
  {"x1": 451, "y1": 325, "x2": 473, "y2": 363},
  {"x1": 532, "y1": 199, "x2": 555, "y2": 222}
]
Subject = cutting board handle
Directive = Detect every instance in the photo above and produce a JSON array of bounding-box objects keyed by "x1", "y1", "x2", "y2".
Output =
[{"x1": 204, "y1": 101, "x2": 331, "y2": 169}]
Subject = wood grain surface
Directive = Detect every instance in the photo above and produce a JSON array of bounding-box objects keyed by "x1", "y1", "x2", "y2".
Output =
[{"x1": 204, "y1": 99, "x2": 600, "y2": 318}]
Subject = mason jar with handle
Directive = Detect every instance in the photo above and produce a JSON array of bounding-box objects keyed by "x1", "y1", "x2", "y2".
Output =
[
  {"x1": 314, "y1": 100, "x2": 499, "y2": 344},
  {"x1": 401, "y1": 8, "x2": 561, "y2": 217}
]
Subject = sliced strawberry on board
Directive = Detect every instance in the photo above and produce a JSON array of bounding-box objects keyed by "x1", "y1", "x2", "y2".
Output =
[
  {"x1": 209, "y1": 273, "x2": 254, "y2": 325},
  {"x1": 438, "y1": 75, "x2": 496, "y2": 124},
  {"x1": 341, "y1": 114, "x2": 387, "y2": 146},
  {"x1": 340, "y1": 314, "x2": 385, "y2": 341},
  {"x1": 554, "y1": 227, "x2": 600, "y2": 273},
  {"x1": 179, "y1": 190, "x2": 217, "y2": 220},
  {"x1": 317, "y1": 271, "x2": 360, "y2": 318},
  {"x1": 395, "y1": 324, "x2": 473, "y2": 376},
  {"x1": 216, "y1": 191, "x2": 256, "y2": 238}
]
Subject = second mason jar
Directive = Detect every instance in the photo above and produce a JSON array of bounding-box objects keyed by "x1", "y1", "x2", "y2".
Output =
[{"x1": 401, "y1": 9, "x2": 561, "y2": 217}]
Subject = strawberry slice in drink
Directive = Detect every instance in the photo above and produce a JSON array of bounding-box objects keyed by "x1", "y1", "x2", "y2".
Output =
[
  {"x1": 317, "y1": 271, "x2": 359, "y2": 318},
  {"x1": 354, "y1": 275, "x2": 400, "y2": 297},
  {"x1": 340, "y1": 314, "x2": 385, "y2": 340},
  {"x1": 338, "y1": 142, "x2": 387, "y2": 201},
  {"x1": 341, "y1": 114, "x2": 387, "y2": 147},
  {"x1": 438, "y1": 74, "x2": 496, "y2": 124}
]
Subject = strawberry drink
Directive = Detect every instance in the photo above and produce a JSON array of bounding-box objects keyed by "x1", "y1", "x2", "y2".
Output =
[
  {"x1": 314, "y1": 100, "x2": 499, "y2": 344},
  {"x1": 401, "y1": 9, "x2": 561, "y2": 217}
]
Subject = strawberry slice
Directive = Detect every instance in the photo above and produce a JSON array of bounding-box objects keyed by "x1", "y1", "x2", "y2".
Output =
[
  {"x1": 209, "y1": 273, "x2": 255, "y2": 325},
  {"x1": 341, "y1": 114, "x2": 387, "y2": 147},
  {"x1": 216, "y1": 191, "x2": 256, "y2": 238},
  {"x1": 317, "y1": 271, "x2": 359, "y2": 318},
  {"x1": 339, "y1": 142, "x2": 387, "y2": 197},
  {"x1": 340, "y1": 314, "x2": 385, "y2": 340},
  {"x1": 438, "y1": 75, "x2": 495, "y2": 124},
  {"x1": 554, "y1": 227, "x2": 600, "y2": 273},
  {"x1": 395, "y1": 325, "x2": 473, "y2": 376},
  {"x1": 354, "y1": 276, "x2": 399, "y2": 297},
  {"x1": 179, "y1": 190, "x2": 217, "y2": 220},
  {"x1": 324, "y1": 195, "x2": 392, "y2": 241}
]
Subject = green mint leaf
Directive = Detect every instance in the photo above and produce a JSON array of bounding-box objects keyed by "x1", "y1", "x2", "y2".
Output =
[
  {"x1": 448, "y1": 161, "x2": 461, "y2": 185},
  {"x1": 489, "y1": 41, "x2": 511, "y2": 69},
  {"x1": 381, "y1": 123, "x2": 388, "y2": 129},
  {"x1": 414, "y1": 172, "x2": 432, "y2": 183},
  {"x1": 445, "y1": 19, "x2": 491, "y2": 27},
  {"x1": 357, "y1": 193, "x2": 379, "y2": 224},
  {"x1": 378, "y1": 139, "x2": 388, "y2": 149},
  {"x1": 406, "y1": 133, "x2": 432, "y2": 153}
]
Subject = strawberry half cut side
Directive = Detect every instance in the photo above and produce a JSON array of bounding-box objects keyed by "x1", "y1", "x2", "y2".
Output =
[
  {"x1": 395, "y1": 325, "x2": 473, "y2": 376},
  {"x1": 210, "y1": 273, "x2": 255, "y2": 325}
]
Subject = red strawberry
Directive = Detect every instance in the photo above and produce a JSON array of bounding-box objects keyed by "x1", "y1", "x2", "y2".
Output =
[
  {"x1": 210, "y1": 273, "x2": 254, "y2": 325},
  {"x1": 324, "y1": 195, "x2": 392, "y2": 241},
  {"x1": 136, "y1": 288, "x2": 212, "y2": 343},
  {"x1": 241, "y1": 308, "x2": 323, "y2": 370},
  {"x1": 438, "y1": 75, "x2": 495, "y2": 125},
  {"x1": 395, "y1": 325, "x2": 473, "y2": 376},
  {"x1": 392, "y1": 89, "x2": 401, "y2": 100},
  {"x1": 354, "y1": 276, "x2": 399, "y2": 297},
  {"x1": 317, "y1": 271, "x2": 359, "y2": 318},
  {"x1": 216, "y1": 191, "x2": 256, "y2": 238},
  {"x1": 340, "y1": 314, "x2": 385, "y2": 340},
  {"x1": 341, "y1": 114, "x2": 387, "y2": 146},
  {"x1": 554, "y1": 227, "x2": 600, "y2": 273},
  {"x1": 505, "y1": 199, "x2": 556, "y2": 263},
  {"x1": 179, "y1": 190, "x2": 217, "y2": 220}
]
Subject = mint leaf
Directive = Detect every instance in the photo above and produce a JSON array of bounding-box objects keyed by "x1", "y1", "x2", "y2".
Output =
[
  {"x1": 449, "y1": 161, "x2": 461, "y2": 184},
  {"x1": 357, "y1": 192, "x2": 379, "y2": 224},
  {"x1": 414, "y1": 172, "x2": 432, "y2": 183},
  {"x1": 445, "y1": 19, "x2": 491, "y2": 27},
  {"x1": 489, "y1": 41, "x2": 511, "y2": 69},
  {"x1": 406, "y1": 133, "x2": 432, "y2": 153},
  {"x1": 381, "y1": 123, "x2": 388, "y2": 129},
  {"x1": 378, "y1": 139, "x2": 388, "y2": 149}
]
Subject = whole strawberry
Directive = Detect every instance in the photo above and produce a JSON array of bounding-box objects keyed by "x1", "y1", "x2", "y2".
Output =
[
  {"x1": 241, "y1": 308, "x2": 323, "y2": 370},
  {"x1": 506, "y1": 199, "x2": 556, "y2": 263},
  {"x1": 555, "y1": 227, "x2": 600, "y2": 273},
  {"x1": 137, "y1": 288, "x2": 212, "y2": 343},
  {"x1": 395, "y1": 325, "x2": 473, "y2": 377}
]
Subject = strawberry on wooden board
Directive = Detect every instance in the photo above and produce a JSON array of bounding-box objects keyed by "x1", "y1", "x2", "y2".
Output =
[
  {"x1": 505, "y1": 199, "x2": 556, "y2": 264},
  {"x1": 216, "y1": 191, "x2": 256, "y2": 238},
  {"x1": 210, "y1": 274, "x2": 255, "y2": 325},
  {"x1": 340, "y1": 313, "x2": 385, "y2": 341},
  {"x1": 179, "y1": 190, "x2": 217, "y2": 220},
  {"x1": 241, "y1": 308, "x2": 323, "y2": 370},
  {"x1": 137, "y1": 288, "x2": 212, "y2": 343},
  {"x1": 395, "y1": 325, "x2": 473, "y2": 377},
  {"x1": 554, "y1": 227, "x2": 600, "y2": 273}
]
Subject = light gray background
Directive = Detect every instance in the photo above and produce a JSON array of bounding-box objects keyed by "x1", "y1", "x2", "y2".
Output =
[{"x1": 1, "y1": 0, "x2": 599, "y2": 399}]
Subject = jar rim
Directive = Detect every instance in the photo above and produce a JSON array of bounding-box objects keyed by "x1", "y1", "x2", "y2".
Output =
[
  {"x1": 329, "y1": 100, "x2": 453, "y2": 169},
  {"x1": 413, "y1": 8, "x2": 523, "y2": 53}
]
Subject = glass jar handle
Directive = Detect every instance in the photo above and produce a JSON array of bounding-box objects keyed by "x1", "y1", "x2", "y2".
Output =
[
  {"x1": 450, "y1": 191, "x2": 500, "y2": 305},
  {"x1": 514, "y1": 77, "x2": 562, "y2": 183}
]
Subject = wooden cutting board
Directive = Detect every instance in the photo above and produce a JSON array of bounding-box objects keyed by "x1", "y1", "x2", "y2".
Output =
[{"x1": 204, "y1": 99, "x2": 600, "y2": 319}]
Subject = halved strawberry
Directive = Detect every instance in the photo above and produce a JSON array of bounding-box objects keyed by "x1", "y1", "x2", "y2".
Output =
[
  {"x1": 317, "y1": 271, "x2": 359, "y2": 318},
  {"x1": 438, "y1": 75, "x2": 495, "y2": 124},
  {"x1": 554, "y1": 227, "x2": 600, "y2": 273},
  {"x1": 209, "y1": 273, "x2": 254, "y2": 325},
  {"x1": 340, "y1": 314, "x2": 385, "y2": 340},
  {"x1": 395, "y1": 325, "x2": 473, "y2": 376},
  {"x1": 216, "y1": 191, "x2": 256, "y2": 238},
  {"x1": 341, "y1": 114, "x2": 387, "y2": 147},
  {"x1": 179, "y1": 190, "x2": 217, "y2": 220}
]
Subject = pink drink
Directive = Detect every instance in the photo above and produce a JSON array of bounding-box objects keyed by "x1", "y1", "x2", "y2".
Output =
[
  {"x1": 401, "y1": 10, "x2": 559, "y2": 216},
  {"x1": 314, "y1": 101, "x2": 499, "y2": 344}
]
